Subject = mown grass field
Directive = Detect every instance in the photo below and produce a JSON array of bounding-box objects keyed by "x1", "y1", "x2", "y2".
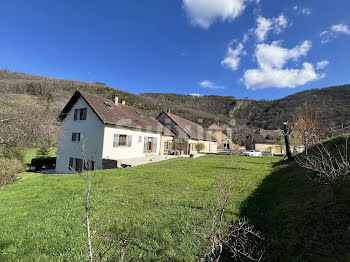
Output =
[{"x1": 0, "y1": 155, "x2": 278, "y2": 261}]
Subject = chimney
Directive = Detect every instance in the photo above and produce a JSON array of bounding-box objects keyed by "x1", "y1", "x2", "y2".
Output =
[
  {"x1": 167, "y1": 109, "x2": 171, "y2": 114},
  {"x1": 121, "y1": 100, "x2": 126, "y2": 105},
  {"x1": 112, "y1": 94, "x2": 118, "y2": 105}
]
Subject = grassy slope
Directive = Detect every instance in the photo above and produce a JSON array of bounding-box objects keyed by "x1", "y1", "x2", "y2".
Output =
[
  {"x1": 0, "y1": 155, "x2": 278, "y2": 261},
  {"x1": 241, "y1": 135, "x2": 350, "y2": 262}
]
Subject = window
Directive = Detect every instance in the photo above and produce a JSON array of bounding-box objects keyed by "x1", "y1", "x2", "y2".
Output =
[
  {"x1": 138, "y1": 136, "x2": 142, "y2": 143},
  {"x1": 80, "y1": 108, "x2": 87, "y2": 120},
  {"x1": 136, "y1": 111, "x2": 143, "y2": 118},
  {"x1": 113, "y1": 134, "x2": 132, "y2": 147},
  {"x1": 74, "y1": 108, "x2": 87, "y2": 120},
  {"x1": 69, "y1": 157, "x2": 83, "y2": 172},
  {"x1": 104, "y1": 102, "x2": 113, "y2": 109},
  {"x1": 119, "y1": 135, "x2": 127, "y2": 146},
  {"x1": 72, "y1": 133, "x2": 81, "y2": 142}
]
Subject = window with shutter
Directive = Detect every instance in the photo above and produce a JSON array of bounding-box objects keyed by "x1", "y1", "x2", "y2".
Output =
[{"x1": 113, "y1": 134, "x2": 119, "y2": 147}]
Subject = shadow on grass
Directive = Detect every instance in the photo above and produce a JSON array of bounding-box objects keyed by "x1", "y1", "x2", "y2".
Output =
[{"x1": 240, "y1": 159, "x2": 350, "y2": 262}]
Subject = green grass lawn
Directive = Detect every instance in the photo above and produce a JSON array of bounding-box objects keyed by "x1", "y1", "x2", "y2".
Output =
[
  {"x1": 0, "y1": 155, "x2": 278, "y2": 261},
  {"x1": 23, "y1": 147, "x2": 57, "y2": 165}
]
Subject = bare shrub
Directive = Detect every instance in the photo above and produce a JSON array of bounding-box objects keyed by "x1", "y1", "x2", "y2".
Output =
[
  {"x1": 199, "y1": 157, "x2": 264, "y2": 261},
  {"x1": 225, "y1": 218, "x2": 264, "y2": 261},
  {"x1": 296, "y1": 137, "x2": 350, "y2": 194},
  {"x1": 0, "y1": 158, "x2": 23, "y2": 186}
]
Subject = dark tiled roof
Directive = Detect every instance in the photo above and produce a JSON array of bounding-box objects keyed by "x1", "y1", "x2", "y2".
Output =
[
  {"x1": 165, "y1": 112, "x2": 217, "y2": 142},
  {"x1": 253, "y1": 129, "x2": 280, "y2": 144},
  {"x1": 152, "y1": 118, "x2": 176, "y2": 137},
  {"x1": 59, "y1": 90, "x2": 161, "y2": 132},
  {"x1": 208, "y1": 123, "x2": 223, "y2": 131}
]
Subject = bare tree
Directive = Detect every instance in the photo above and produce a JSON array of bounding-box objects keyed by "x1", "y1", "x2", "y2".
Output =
[
  {"x1": 0, "y1": 95, "x2": 59, "y2": 150},
  {"x1": 282, "y1": 121, "x2": 294, "y2": 160},
  {"x1": 294, "y1": 106, "x2": 322, "y2": 154},
  {"x1": 296, "y1": 137, "x2": 350, "y2": 194},
  {"x1": 72, "y1": 139, "x2": 129, "y2": 262}
]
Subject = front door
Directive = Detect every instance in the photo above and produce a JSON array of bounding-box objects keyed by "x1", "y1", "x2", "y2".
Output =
[
  {"x1": 147, "y1": 137, "x2": 154, "y2": 153},
  {"x1": 275, "y1": 146, "x2": 282, "y2": 154}
]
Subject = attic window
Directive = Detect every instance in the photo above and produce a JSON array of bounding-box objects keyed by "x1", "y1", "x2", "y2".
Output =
[
  {"x1": 184, "y1": 127, "x2": 191, "y2": 134},
  {"x1": 136, "y1": 111, "x2": 144, "y2": 118},
  {"x1": 104, "y1": 102, "x2": 113, "y2": 109}
]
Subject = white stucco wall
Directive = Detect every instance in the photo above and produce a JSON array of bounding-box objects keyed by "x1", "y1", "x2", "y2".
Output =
[
  {"x1": 56, "y1": 97, "x2": 105, "y2": 173},
  {"x1": 102, "y1": 125, "x2": 162, "y2": 160}
]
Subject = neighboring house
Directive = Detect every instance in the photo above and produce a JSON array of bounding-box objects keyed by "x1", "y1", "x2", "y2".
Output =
[
  {"x1": 154, "y1": 119, "x2": 176, "y2": 155},
  {"x1": 245, "y1": 128, "x2": 304, "y2": 155},
  {"x1": 245, "y1": 129, "x2": 282, "y2": 155},
  {"x1": 56, "y1": 90, "x2": 163, "y2": 173},
  {"x1": 207, "y1": 123, "x2": 231, "y2": 151},
  {"x1": 157, "y1": 111, "x2": 217, "y2": 154}
]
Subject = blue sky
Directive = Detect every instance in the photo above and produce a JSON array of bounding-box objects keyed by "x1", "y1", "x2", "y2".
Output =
[{"x1": 0, "y1": 0, "x2": 349, "y2": 100}]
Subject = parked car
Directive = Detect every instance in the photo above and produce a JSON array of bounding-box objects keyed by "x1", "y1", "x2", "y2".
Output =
[{"x1": 241, "y1": 150, "x2": 262, "y2": 157}]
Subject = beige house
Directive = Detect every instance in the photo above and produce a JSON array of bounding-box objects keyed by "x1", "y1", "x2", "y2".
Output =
[
  {"x1": 245, "y1": 128, "x2": 304, "y2": 155},
  {"x1": 207, "y1": 123, "x2": 231, "y2": 152},
  {"x1": 157, "y1": 111, "x2": 217, "y2": 154}
]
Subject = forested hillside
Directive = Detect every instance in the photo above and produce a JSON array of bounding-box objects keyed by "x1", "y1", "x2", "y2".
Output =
[{"x1": 0, "y1": 69, "x2": 349, "y2": 144}]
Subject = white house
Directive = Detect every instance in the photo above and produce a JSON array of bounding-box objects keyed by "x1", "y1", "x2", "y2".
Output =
[{"x1": 56, "y1": 90, "x2": 163, "y2": 173}]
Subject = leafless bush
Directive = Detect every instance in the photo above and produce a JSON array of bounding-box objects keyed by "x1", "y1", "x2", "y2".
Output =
[
  {"x1": 296, "y1": 137, "x2": 350, "y2": 194},
  {"x1": 224, "y1": 218, "x2": 264, "y2": 261},
  {"x1": 199, "y1": 157, "x2": 264, "y2": 261},
  {"x1": 0, "y1": 158, "x2": 23, "y2": 186}
]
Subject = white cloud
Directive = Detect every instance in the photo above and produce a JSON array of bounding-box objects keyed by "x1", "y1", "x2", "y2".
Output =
[
  {"x1": 242, "y1": 41, "x2": 322, "y2": 89},
  {"x1": 320, "y1": 24, "x2": 350, "y2": 43},
  {"x1": 198, "y1": 80, "x2": 225, "y2": 89},
  {"x1": 183, "y1": 0, "x2": 246, "y2": 29},
  {"x1": 300, "y1": 8, "x2": 311, "y2": 15},
  {"x1": 317, "y1": 60, "x2": 329, "y2": 69},
  {"x1": 243, "y1": 63, "x2": 319, "y2": 89},
  {"x1": 255, "y1": 40, "x2": 311, "y2": 69},
  {"x1": 255, "y1": 14, "x2": 288, "y2": 42},
  {"x1": 293, "y1": 5, "x2": 298, "y2": 11},
  {"x1": 331, "y1": 24, "x2": 350, "y2": 34},
  {"x1": 221, "y1": 41, "x2": 244, "y2": 71}
]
